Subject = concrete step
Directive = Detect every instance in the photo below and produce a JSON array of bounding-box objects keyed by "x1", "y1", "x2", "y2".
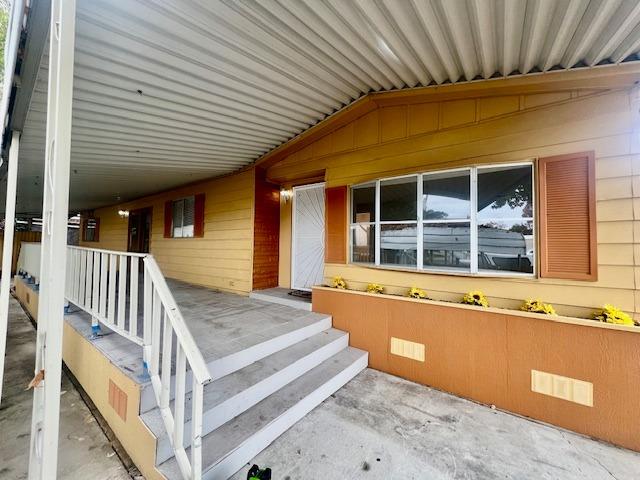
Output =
[
  {"x1": 143, "y1": 329, "x2": 349, "y2": 464},
  {"x1": 159, "y1": 347, "x2": 368, "y2": 480},
  {"x1": 139, "y1": 312, "x2": 333, "y2": 413},
  {"x1": 249, "y1": 288, "x2": 312, "y2": 311}
]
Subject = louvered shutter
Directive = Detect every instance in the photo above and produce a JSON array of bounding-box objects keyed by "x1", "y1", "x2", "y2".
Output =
[
  {"x1": 163, "y1": 200, "x2": 173, "y2": 238},
  {"x1": 538, "y1": 152, "x2": 597, "y2": 280},
  {"x1": 325, "y1": 186, "x2": 347, "y2": 264},
  {"x1": 194, "y1": 193, "x2": 205, "y2": 237}
]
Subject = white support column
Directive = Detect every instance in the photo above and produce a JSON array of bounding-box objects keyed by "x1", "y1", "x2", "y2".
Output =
[
  {"x1": 28, "y1": 0, "x2": 76, "y2": 478},
  {"x1": 0, "y1": 131, "x2": 20, "y2": 404}
]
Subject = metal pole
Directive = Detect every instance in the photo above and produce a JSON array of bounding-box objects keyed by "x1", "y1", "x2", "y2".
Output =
[
  {"x1": 28, "y1": 0, "x2": 76, "y2": 478},
  {"x1": 0, "y1": 131, "x2": 21, "y2": 404}
]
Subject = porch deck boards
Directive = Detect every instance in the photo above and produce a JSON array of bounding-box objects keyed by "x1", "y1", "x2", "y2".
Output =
[{"x1": 64, "y1": 279, "x2": 330, "y2": 384}]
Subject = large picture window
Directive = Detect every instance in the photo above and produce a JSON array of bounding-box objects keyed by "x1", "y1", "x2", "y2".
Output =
[{"x1": 350, "y1": 162, "x2": 534, "y2": 275}]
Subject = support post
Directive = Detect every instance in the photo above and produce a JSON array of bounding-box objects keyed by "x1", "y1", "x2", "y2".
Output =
[
  {"x1": 0, "y1": 131, "x2": 20, "y2": 404},
  {"x1": 28, "y1": 0, "x2": 76, "y2": 478}
]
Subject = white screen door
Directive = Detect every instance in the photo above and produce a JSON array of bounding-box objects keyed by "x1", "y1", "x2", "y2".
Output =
[{"x1": 292, "y1": 183, "x2": 325, "y2": 291}]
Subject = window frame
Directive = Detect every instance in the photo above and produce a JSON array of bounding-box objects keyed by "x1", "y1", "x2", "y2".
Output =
[
  {"x1": 171, "y1": 195, "x2": 195, "y2": 239},
  {"x1": 348, "y1": 161, "x2": 536, "y2": 278}
]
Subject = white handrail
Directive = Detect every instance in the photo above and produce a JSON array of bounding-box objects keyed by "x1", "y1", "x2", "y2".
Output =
[{"x1": 65, "y1": 246, "x2": 211, "y2": 479}]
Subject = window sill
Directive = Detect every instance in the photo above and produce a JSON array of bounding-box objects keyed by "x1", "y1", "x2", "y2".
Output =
[{"x1": 346, "y1": 262, "x2": 536, "y2": 280}]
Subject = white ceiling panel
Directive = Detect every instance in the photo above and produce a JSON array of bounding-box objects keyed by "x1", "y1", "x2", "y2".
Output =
[{"x1": 9, "y1": 0, "x2": 640, "y2": 215}]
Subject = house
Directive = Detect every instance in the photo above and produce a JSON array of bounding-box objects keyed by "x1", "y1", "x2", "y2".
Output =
[{"x1": 1, "y1": 1, "x2": 640, "y2": 479}]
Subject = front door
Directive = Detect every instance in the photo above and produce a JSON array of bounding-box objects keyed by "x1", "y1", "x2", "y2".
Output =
[
  {"x1": 128, "y1": 207, "x2": 152, "y2": 253},
  {"x1": 291, "y1": 183, "x2": 325, "y2": 291}
]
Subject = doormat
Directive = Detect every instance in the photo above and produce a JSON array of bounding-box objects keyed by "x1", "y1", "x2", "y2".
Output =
[{"x1": 288, "y1": 290, "x2": 312, "y2": 300}]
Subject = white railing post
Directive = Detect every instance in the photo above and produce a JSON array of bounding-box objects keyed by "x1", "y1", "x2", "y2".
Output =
[
  {"x1": 29, "y1": 0, "x2": 76, "y2": 477},
  {"x1": 191, "y1": 380, "x2": 204, "y2": 479},
  {"x1": 0, "y1": 131, "x2": 20, "y2": 405},
  {"x1": 129, "y1": 256, "x2": 139, "y2": 337}
]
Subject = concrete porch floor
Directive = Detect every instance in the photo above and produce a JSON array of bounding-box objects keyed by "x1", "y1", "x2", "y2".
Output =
[
  {"x1": 232, "y1": 369, "x2": 640, "y2": 480},
  {"x1": 64, "y1": 279, "x2": 330, "y2": 382},
  {"x1": 0, "y1": 296, "x2": 130, "y2": 479}
]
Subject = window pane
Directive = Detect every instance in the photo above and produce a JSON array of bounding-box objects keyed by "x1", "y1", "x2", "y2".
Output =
[
  {"x1": 172, "y1": 199, "x2": 184, "y2": 237},
  {"x1": 477, "y1": 165, "x2": 533, "y2": 220},
  {"x1": 423, "y1": 170, "x2": 470, "y2": 220},
  {"x1": 423, "y1": 223, "x2": 471, "y2": 270},
  {"x1": 85, "y1": 218, "x2": 98, "y2": 241},
  {"x1": 380, "y1": 223, "x2": 417, "y2": 267},
  {"x1": 352, "y1": 184, "x2": 375, "y2": 223},
  {"x1": 182, "y1": 196, "x2": 195, "y2": 238},
  {"x1": 380, "y1": 177, "x2": 417, "y2": 221},
  {"x1": 351, "y1": 224, "x2": 375, "y2": 263},
  {"x1": 478, "y1": 220, "x2": 534, "y2": 273}
]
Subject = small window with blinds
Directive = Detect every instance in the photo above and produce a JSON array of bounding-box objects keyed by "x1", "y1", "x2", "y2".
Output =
[
  {"x1": 82, "y1": 217, "x2": 99, "y2": 242},
  {"x1": 172, "y1": 196, "x2": 195, "y2": 238}
]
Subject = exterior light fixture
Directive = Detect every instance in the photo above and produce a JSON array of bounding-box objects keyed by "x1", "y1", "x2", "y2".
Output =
[
  {"x1": 280, "y1": 188, "x2": 293, "y2": 202},
  {"x1": 118, "y1": 209, "x2": 130, "y2": 218}
]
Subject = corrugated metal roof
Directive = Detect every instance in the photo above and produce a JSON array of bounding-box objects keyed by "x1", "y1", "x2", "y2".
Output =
[{"x1": 9, "y1": 0, "x2": 640, "y2": 214}]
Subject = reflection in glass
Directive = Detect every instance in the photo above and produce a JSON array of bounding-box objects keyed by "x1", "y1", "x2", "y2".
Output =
[
  {"x1": 477, "y1": 165, "x2": 533, "y2": 220},
  {"x1": 478, "y1": 220, "x2": 534, "y2": 273},
  {"x1": 352, "y1": 184, "x2": 375, "y2": 223},
  {"x1": 423, "y1": 170, "x2": 470, "y2": 220},
  {"x1": 351, "y1": 224, "x2": 375, "y2": 264},
  {"x1": 380, "y1": 223, "x2": 417, "y2": 267},
  {"x1": 380, "y1": 177, "x2": 417, "y2": 221},
  {"x1": 423, "y1": 223, "x2": 471, "y2": 270}
]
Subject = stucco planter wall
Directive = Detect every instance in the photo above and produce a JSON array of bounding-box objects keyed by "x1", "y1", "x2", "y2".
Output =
[{"x1": 312, "y1": 286, "x2": 640, "y2": 452}]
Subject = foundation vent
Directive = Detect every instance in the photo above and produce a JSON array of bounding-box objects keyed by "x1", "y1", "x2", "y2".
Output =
[
  {"x1": 390, "y1": 337, "x2": 425, "y2": 362},
  {"x1": 531, "y1": 370, "x2": 593, "y2": 407},
  {"x1": 108, "y1": 379, "x2": 128, "y2": 421}
]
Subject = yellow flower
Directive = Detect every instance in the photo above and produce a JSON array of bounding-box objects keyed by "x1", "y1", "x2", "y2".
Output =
[
  {"x1": 366, "y1": 283, "x2": 384, "y2": 294},
  {"x1": 594, "y1": 304, "x2": 635, "y2": 326},
  {"x1": 407, "y1": 286, "x2": 427, "y2": 299},
  {"x1": 462, "y1": 290, "x2": 489, "y2": 307},
  {"x1": 521, "y1": 299, "x2": 556, "y2": 315},
  {"x1": 332, "y1": 276, "x2": 347, "y2": 289}
]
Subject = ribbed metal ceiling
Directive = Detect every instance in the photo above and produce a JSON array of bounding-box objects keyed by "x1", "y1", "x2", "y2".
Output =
[{"x1": 11, "y1": 0, "x2": 640, "y2": 214}]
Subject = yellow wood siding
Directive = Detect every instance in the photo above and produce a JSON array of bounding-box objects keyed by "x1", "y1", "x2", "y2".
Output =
[
  {"x1": 269, "y1": 87, "x2": 640, "y2": 320},
  {"x1": 81, "y1": 169, "x2": 255, "y2": 295}
]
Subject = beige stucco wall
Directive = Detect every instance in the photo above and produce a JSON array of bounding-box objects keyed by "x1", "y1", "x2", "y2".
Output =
[
  {"x1": 81, "y1": 169, "x2": 256, "y2": 295},
  {"x1": 13, "y1": 277, "x2": 164, "y2": 480},
  {"x1": 270, "y1": 87, "x2": 640, "y2": 320}
]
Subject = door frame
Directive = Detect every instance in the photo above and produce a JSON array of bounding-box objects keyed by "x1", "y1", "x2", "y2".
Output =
[
  {"x1": 127, "y1": 206, "x2": 153, "y2": 253},
  {"x1": 291, "y1": 182, "x2": 325, "y2": 292}
]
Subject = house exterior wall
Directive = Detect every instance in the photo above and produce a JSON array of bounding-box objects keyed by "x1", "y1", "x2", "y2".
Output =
[
  {"x1": 80, "y1": 168, "x2": 256, "y2": 295},
  {"x1": 269, "y1": 87, "x2": 640, "y2": 321}
]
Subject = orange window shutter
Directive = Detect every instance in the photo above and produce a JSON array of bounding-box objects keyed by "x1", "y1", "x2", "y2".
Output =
[
  {"x1": 538, "y1": 151, "x2": 597, "y2": 281},
  {"x1": 325, "y1": 186, "x2": 347, "y2": 264},
  {"x1": 194, "y1": 193, "x2": 205, "y2": 237},
  {"x1": 163, "y1": 200, "x2": 173, "y2": 238}
]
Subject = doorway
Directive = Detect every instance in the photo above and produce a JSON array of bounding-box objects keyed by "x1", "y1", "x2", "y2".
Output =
[
  {"x1": 128, "y1": 207, "x2": 152, "y2": 253},
  {"x1": 291, "y1": 183, "x2": 325, "y2": 291}
]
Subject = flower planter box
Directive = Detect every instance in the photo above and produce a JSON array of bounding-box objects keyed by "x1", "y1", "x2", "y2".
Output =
[{"x1": 312, "y1": 286, "x2": 640, "y2": 452}]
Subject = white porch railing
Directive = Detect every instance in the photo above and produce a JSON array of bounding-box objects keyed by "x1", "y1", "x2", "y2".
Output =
[{"x1": 65, "y1": 246, "x2": 212, "y2": 479}]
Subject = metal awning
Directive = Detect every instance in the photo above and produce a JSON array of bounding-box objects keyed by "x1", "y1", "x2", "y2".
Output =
[{"x1": 5, "y1": 0, "x2": 640, "y2": 214}]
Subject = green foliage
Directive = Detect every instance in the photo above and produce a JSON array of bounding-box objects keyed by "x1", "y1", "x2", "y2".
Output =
[{"x1": 0, "y1": 3, "x2": 8, "y2": 83}]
